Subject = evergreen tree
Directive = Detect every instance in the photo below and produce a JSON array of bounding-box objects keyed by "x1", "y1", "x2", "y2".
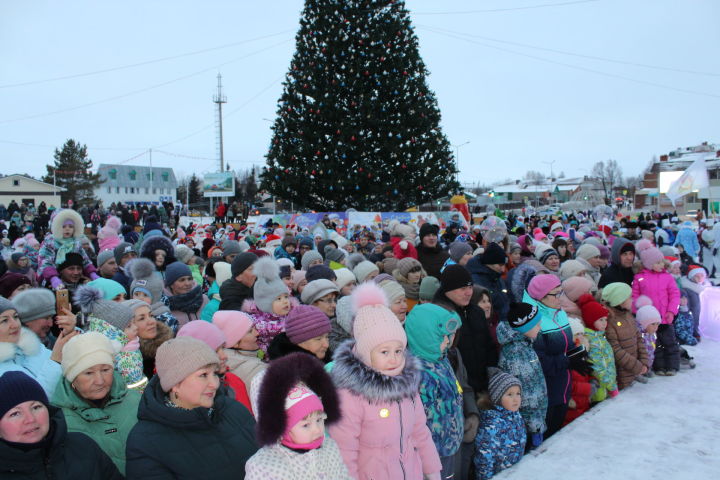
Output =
[
  {"x1": 42, "y1": 139, "x2": 103, "y2": 207},
  {"x1": 260, "y1": 0, "x2": 459, "y2": 211},
  {"x1": 188, "y1": 174, "x2": 202, "y2": 207}
]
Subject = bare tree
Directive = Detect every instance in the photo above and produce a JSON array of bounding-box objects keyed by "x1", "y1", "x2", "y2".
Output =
[
  {"x1": 591, "y1": 159, "x2": 623, "y2": 204},
  {"x1": 524, "y1": 170, "x2": 546, "y2": 185}
]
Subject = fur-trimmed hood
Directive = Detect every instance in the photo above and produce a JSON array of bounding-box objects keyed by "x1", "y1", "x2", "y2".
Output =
[
  {"x1": 139, "y1": 320, "x2": 174, "y2": 359},
  {"x1": 140, "y1": 235, "x2": 176, "y2": 268},
  {"x1": 0, "y1": 327, "x2": 41, "y2": 363},
  {"x1": 50, "y1": 208, "x2": 84, "y2": 239},
  {"x1": 256, "y1": 352, "x2": 341, "y2": 447},
  {"x1": 331, "y1": 340, "x2": 421, "y2": 404}
]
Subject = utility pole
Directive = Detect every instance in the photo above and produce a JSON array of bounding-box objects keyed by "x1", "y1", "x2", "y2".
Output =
[
  {"x1": 213, "y1": 73, "x2": 227, "y2": 173},
  {"x1": 149, "y1": 148, "x2": 153, "y2": 204},
  {"x1": 542, "y1": 160, "x2": 556, "y2": 179},
  {"x1": 452, "y1": 141, "x2": 470, "y2": 185}
]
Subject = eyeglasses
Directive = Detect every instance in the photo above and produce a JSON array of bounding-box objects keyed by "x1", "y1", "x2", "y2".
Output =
[{"x1": 546, "y1": 290, "x2": 564, "y2": 297}]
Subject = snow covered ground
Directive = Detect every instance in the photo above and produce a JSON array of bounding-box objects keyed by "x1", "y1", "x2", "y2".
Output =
[{"x1": 496, "y1": 340, "x2": 720, "y2": 480}]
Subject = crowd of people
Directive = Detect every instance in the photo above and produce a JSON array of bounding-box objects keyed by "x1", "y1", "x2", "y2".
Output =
[{"x1": 0, "y1": 202, "x2": 709, "y2": 479}]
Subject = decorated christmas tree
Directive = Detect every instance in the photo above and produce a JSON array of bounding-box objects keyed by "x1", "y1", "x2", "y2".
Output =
[{"x1": 260, "y1": 0, "x2": 459, "y2": 211}]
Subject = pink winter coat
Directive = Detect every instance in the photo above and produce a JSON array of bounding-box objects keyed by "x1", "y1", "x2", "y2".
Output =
[
  {"x1": 329, "y1": 341, "x2": 441, "y2": 480},
  {"x1": 631, "y1": 269, "x2": 680, "y2": 323}
]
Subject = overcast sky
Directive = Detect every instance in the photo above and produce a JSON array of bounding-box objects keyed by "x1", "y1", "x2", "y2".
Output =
[{"x1": 1, "y1": 0, "x2": 718, "y2": 187}]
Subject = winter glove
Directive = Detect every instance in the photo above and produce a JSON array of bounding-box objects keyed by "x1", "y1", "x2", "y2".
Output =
[
  {"x1": 609, "y1": 389, "x2": 619, "y2": 398},
  {"x1": 569, "y1": 351, "x2": 593, "y2": 377},
  {"x1": 50, "y1": 276, "x2": 64, "y2": 290},
  {"x1": 462, "y1": 414, "x2": 480, "y2": 443},
  {"x1": 531, "y1": 432, "x2": 543, "y2": 448},
  {"x1": 424, "y1": 473, "x2": 441, "y2": 480},
  {"x1": 664, "y1": 312, "x2": 675, "y2": 324},
  {"x1": 399, "y1": 240, "x2": 408, "y2": 250}
]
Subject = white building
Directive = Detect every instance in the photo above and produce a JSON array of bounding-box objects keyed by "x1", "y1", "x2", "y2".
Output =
[
  {"x1": 0, "y1": 174, "x2": 64, "y2": 209},
  {"x1": 95, "y1": 164, "x2": 178, "y2": 206}
]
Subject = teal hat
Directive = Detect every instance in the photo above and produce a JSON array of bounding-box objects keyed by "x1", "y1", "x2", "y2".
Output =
[
  {"x1": 601, "y1": 282, "x2": 632, "y2": 308},
  {"x1": 406, "y1": 303, "x2": 461, "y2": 362},
  {"x1": 87, "y1": 278, "x2": 126, "y2": 300}
]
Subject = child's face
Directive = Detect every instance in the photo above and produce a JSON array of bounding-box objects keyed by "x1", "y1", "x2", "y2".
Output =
[
  {"x1": 652, "y1": 260, "x2": 665, "y2": 273},
  {"x1": 670, "y1": 264, "x2": 681, "y2": 276},
  {"x1": 619, "y1": 297, "x2": 632, "y2": 310},
  {"x1": 524, "y1": 322, "x2": 541, "y2": 340},
  {"x1": 154, "y1": 249, "x2": 166, "y2": 267},
  {"x1": 236, "y1": 326, "x2": 259, "y2": 351},
  {"x1": 370, "y1": 340, "x2": 406, "y2": 376},
  {"x1": 272, "y1": 293, "x2": 291, "y2": 316},
  {"x1": 510, "y1": 251, "x2": 521, "y2": 265},
  {"x1": 680, "y1": 296, "x2": 688, "y2": 306},
  {"x1": 594, "y1": 316, "x2": 608, "y2": 332},
  {"x1": 62, "y1": 224, "x2": 74, "y2": 238},
  {"x1": 645, "y1": 322, "x2": 660, "y2": 335},
  {"x1": 282, "y1": 276, "x2": 293, "y2": 290},
  {"x1": 500, "y1": 385, "x2": 522, "y2": 412},
  {"x1": 439, "y1": 335, "x2": 451, "y2": 355},
  {"x1": 133, "y1": 290, "x2": 152, "y2": 305},
  {"x1": 289, "y1": 410, "x2": 326, "y2": 446},
  {"x1": 285, "y1": 244, "x2": 296, "y2": 254},
  {"x1": 295, "y1": 278, "x2": 308, "y2": 294},
  {"x1": 478, "y1": 294, "x2": 492, "y2": 319},
  {"x1": 692, "y1": 272, "x2": 706, "y2": 284}
]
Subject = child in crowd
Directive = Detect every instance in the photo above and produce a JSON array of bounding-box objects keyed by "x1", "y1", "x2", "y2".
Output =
[
  {"x1": 496, "y1": 302, "x2": 547, "y2": 449},
  {"x1": 563, "y1": 317, "x2": 593, "y2": 425},
  {"x1": 291, "y1": 270, "x2": 308, "y2": 299},
  {"x1": 601, "y1": 283, "x2": 649, "y2": 389},
  {"x1": 334, "y1": 268, "x2": 357, "y2": 297},
  {"x1": 246, "y1": 353, "x2": 350, "y2": 479},
  {"x1": 406, "y1": 303, "x2": 464, "y2": 477},
  {"x1": 635, "y1": 296, "x2": 662, "y2": 376},
  {"x1": 329, "y1": 283, "x2": 442, "y2": 480},
  {"x1": 578, "y1": 293, "x2": 618, "y2": 402},
  {"x1": 674, "y1": 292, "x2": 698, "y2": 346},
  {"x1": 633, "y1": 240, "x2": 681, "y2": 375},
  {"x1": 474, "y1": 369, "x2": 527, "y2": 479},
  {"x1": 37, "y1": 209, "x2": 99, "y2": 289},
  {"x1": 129, "y1": 258, "x2": 179, "y2": 334},
  {"x1": 679, "y1": 265, "x2": 709, "y2": 341},
  {"x1": 242, "y1": 256, "x2": 296, "y2": 354}
]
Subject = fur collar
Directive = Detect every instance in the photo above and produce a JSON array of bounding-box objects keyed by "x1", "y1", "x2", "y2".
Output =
[
  {"x1": 0, "y1": 328, "x2": 41, "y2": 362},
  {"x1": 331, "y1": 340, "x2": 421, "y2": 404},
  {"x1": 139, "y1": 321, "x2": 174, "y2": 359},
  {"x1": 680, "y1": 276, "x2": 708, "y2": 295}
]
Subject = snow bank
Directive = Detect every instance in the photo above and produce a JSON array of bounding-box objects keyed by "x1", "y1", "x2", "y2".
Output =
[{"x1": 496, "y1": 340, "x2": 720, "y2": 479}]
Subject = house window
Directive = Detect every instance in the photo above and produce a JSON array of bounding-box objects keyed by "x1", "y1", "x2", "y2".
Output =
[
  {"x1": 130, "y1": 187, "x2": 135, "y2": 194},
  {"x1": 129, "y1": 170, "x2": 137, "y2": 181},
  {"x1": 162, "y1": 172, "x2": 169, "y2": 182},
  {"x1": 145, "y1": 188, "x2": 149, "y2": 194},
  {"x1": 107, "y1": 187, "x2": 111, "y2": 193},
  {"x1": 152, "y1": 188, "x2": 156, "y2": 194},
  {"x1": 116, "y1": 187, "x2": 120, "y2": 194},
  {"x1": 108, "y1": 169, "x2": 117, "y2": 180},
  {"x1": 13, "y1": 180, "x2": 19, "y2": 186},
  {"x1": 125, "y1": 187, "x2": 128, "y2": 194}
]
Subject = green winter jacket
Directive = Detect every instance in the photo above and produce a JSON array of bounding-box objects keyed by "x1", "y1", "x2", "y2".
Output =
[
  {"x1": 52, "y1": 370, "x2": 141, "y2": 474},
  {"x1": 585, "y1": 328, "x2": 618, "y2": 402}
]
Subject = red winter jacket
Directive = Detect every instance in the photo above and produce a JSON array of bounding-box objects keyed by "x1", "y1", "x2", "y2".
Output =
[
  {"x1": 223, "y1": 372, "x2": 253, "y2": 415},
  {"x1": 563, "y1": 370, "x2": 592, "y2": 426}
]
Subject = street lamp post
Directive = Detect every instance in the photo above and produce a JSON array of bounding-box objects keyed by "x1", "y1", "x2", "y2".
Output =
[{"x1": 452, "y1": 141, "x2": 470, "y2": 185}]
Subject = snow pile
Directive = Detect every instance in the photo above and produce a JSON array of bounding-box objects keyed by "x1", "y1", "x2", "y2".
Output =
[{"x1": 496, "y1": 341, "x2": 720, "y2": 480}]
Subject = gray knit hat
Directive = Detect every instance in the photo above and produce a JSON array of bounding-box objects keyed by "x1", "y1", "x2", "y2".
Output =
[
  {"x1": 378, "y1": 279, "x2": 405, "y2": 304},
  {"x1": 396, "y1": 257, "x2": 422, "y2": 278},
  {"x1": 324, "y1": 245, "x2": 345, "y2": 264},
  {"x1": 449, "y1": 242, "x2": 472, "y2": 263},
  {"x1": 97, "y1": 249, "x2": 115, "y2": 267},
  {"x1": 74, "y1": 285, "x2": 134, "y2": 332},
  {"x1": 0, "y1": 296, "x2": 16, "y2": 314},
  {"x1": 419, "y1": 276, "x2": 441, "y2": 301},
  {"x1": 174, "y1": 244, "x2": 194, "y2": 264},
  {"x1": 488, "y1": 368, "x2": 522, "y2": 406},
  {"x1": 301, "y1": 279, "x2": 340, "y2": 305},
  {"x1": 155, "y1": 337, "x2": 220, "y2": 392},
  {"x1": 222, "y1": 240, "x2": 242, "y2": 257},
  {"x1": 122, "y1": 299, "x2": 149, "y2": 314},
  {"x1": 301, "y1": 250, "x2": 323, "y2": 271},
  {"x1": 252, "y1": 257, "x2": 290, "y2": 314},
  {"x1": 13, "y1": 288, "x2": 55, "y2": 323},
  {"x1": 335, "y1": 295, "x2": 353, "y2": 334},
  {"x1": 353, "y1": 260, "x2": 379, "y2": 283},
  {"x1": 129, "y1": 258, "x2": 165, "y2": 304},
  {"x1": 114, "y1": 242, "x2": 136, "y2": 264}
]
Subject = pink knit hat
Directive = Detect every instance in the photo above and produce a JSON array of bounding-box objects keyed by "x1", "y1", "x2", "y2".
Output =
[
  {"x1": 527, "y1": 274, "x2": 561, "y2": 301},
  {"x1": 561, "y1": 276, "x2": 594, "y2": 302},
  {"x1": 177, "y1": 320, "x2": 227, "y2": 350},
  {"x1": 635, "y1": 295, "x2": 661, "y2": 330},
  {"x1": 281, "y1": 384, "x2": 324, "y2": 449},
  {"x1": 636, "y1": 239, "x2": 664, "y2": 269},
  {"x1": 212, "y1": 310, "x2": 254, "y2": 348},
  {"x1": 351, "y1": 283, "x2": 407, "y2": 367}
]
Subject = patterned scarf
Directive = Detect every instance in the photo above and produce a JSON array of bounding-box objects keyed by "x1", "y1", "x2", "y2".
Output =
[{"x1": 54, "y1": 237, "x2": 76, "y2": 267}]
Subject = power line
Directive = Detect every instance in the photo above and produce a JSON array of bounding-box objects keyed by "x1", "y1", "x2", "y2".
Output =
[
  {"x1": 419, "y1": 26, "x2": 720, "y2": 100},
  {"x1": 413, "y1": 0, "x2": 601, "y2": 15},
  {"x1": 0, "y1": 30, "x2": 294, "y2": 89},
  {"x1": 0, "y1": 38, "x2": 292, "y2": 125},
  {"x1": 417, "y1": 25, "x2": 720, "y2": 77},
  {"x1": 0, "y1": 139, "x2": 147, "y2": 150}
]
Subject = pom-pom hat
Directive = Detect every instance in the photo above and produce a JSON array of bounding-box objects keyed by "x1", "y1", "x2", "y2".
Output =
[
  {"x1": 212, "y1": 310, "x2": 254, "y2": 348},
  {"x1": 252, "y1": 257, "x2": 290, "y2": 314},
  {"x1": 578, "y1": 293, "x2": 609, "y2": 330}
]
